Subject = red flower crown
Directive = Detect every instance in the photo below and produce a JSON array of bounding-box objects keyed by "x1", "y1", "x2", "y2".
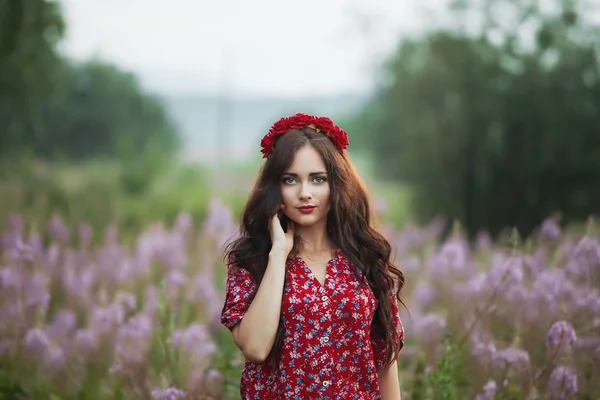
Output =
[{"x1": 260, "y1": 112, "x2": 349, "y2": 158}]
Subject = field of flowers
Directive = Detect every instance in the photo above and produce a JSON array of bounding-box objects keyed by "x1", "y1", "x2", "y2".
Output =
[{"x1": 1, "y1": 196, "x2": 599, "y2": 400}]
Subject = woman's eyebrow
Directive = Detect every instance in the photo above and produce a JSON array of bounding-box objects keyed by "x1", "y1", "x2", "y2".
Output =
[{"x1": 282, "y1": 171, "x2": 327, "y2": 177}]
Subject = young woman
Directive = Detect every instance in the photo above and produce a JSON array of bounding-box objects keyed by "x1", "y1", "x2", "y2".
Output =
[{"x1": 220, "y1": 113, "x2": 406, "y2": 399}]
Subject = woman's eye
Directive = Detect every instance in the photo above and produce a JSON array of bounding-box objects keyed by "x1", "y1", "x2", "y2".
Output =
[{"x1": 283, "y1": 176, "x2": 326, "y2": 184}]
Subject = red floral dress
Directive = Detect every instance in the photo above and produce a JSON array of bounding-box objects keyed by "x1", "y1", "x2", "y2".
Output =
[{"x1": 221, "y1": 250, "x2": 405, "y2": 400}]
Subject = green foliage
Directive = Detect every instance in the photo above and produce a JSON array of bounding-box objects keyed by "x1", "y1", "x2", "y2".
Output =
[
  {"x1": 426, "y1": 336, "x2": 461, "y2": 400},
  {"x1": 349, "y1": 0, "x2": 600, "y2": 238},
  {"x1": 0, "y1": 1, "x2": 180, "y2": 166},
  {"x1": 0, "y1": 160, "x2": 211, "y2": 243},
  {"x1": 39, "y1": 59, "x2": 181, "y2": 162},
  {"x1": 0, "y1": 0, "x2": 66, "y2": 158}
]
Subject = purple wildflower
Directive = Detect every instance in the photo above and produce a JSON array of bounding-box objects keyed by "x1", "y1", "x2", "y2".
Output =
[
  {"x1": 165, "y1": 269, "x2": 188, "y2": 300},
  {"x1": 44, "y1": 344, "x2": 66, "y2": 369},
  {"x1": 189, "y1": 368, "x2": 224, "y2": 393},
  {"x1": 187, "y1": 269, "x2": 222, "y2": 328},
  {"x1": 574, "y1": 236, "x2": 600, "y2": 266},
  {"x1": 143, "y1": 285, "x2": 160, "y2": 315},
  {"x1": 573, "y1": 336, "x2": 600, "y2": 357},
  {"x1": 20, "y1": 327, "x2": 65, "y2": 369},
  {"x1": 174, "y1": 212, "x2": 193, "y2": 233},
  {"x1": 202, "y1": 198, "x2": 238, "y2": 248},
  {"x1": 171, "y1": 323, "x2": 217, "y2": 363},
  {"x1": 27, "y1": 232, "x2": 43, "y2": 256},
  {"x1": 7, "y1": 237, "x2": 36, "y2": 262},
  {"x1": 89, "y1": 304, "x2": 125, "y2": 335},
  {"x1": 151, "y1": 387, "x2": 186, "y2": 400},
  {"x1": 430, "y1": 238, "x2": 470, "y2": 276},
  {"x1": 472, "y1": 340, "x2": 497, "y2": 366},
  {"x1": 78, "y1": 223, "x2": 93, "y2": 247},
  {"x1": 412, "y1": 313, "x2": 446, "y2": 346},
  {"x1": 25, "y1": 272, "x2": 51, "y2": 310},
  {"x1": 115, "y1": 313, "x2": 154, "y2": 365},
  {"x1": 424, "y1": 216, "x2": 446, "y2": 239},
  {"x1": 547, "y1": 366, "x2": 577, "y2": 398},
  {"x1": 49, "y1": 214, "x2": 70, "y2": 243},
  {"x1": 49, "y1": 309, "x2": 78, "y2": 335},
  {"x1": 205, "y1": 369, "x2": 223, "y2": 384},
  {"x1": 546, "y1": 321, "x2": 577, "y2": 353},
  {"x1": 461, "y1": 272, "x2": 487, "y2": 297},
  {"x1": 564, "y1": 236, "x2": 600, "y2": 281},
  {"x1": 475, "y1": 231, "x2": 492, "y2": 250},
  {"x1": 22, "y1": 328, "x2": 50, "y2": 355},
  {"x1": 488, "y1": 256, "x2": 524, "y2": 289},
  {"x1": 540, "y1": 218, "x2": 562, "y2": 241},
  {"x1": 1, "y1": 215, "x2": 22, "y2": 253},
  {"x1": 492, "y1": 346, "x2": 531, "y2": 375},
  {"x1": 187, "y1": 270, "x2": 217, "y2": 303},
  {"x1": 0, "y1": 300, "x2": 20, "y2": 333},
  {"x1": 103, "y1": 224, "x2": 119, "y2": 245},
  {"x1": 74, "y1": 329, "x2": 98, "y2": 355},
  {"x1": 531, "y1": 269, "x2": 577, "y2": 313},
  {"x1": 134, "y1": 224, "x2": 189, "y2": 271},
  {"x1": 62, "y1": 266, "x2": 95, "y2": 307},
  {"x1": 389, "y1": 225, "x2": 428, "y2": 254},
  {"x1": 412, "y1": 281, "x2": 436, "y2": 309},
  {"x1": 115, "y1": 291, "x2": 138, "y2": 313},
  {"x1": 400, "y1": 255, "x2": 421, "y2": 272},
  {"x1": 0, "y1": 267, "x2": 20, "y2": 290},
  {"x1": 474, "y1": 380, "x2": 497, "y2": 400}
]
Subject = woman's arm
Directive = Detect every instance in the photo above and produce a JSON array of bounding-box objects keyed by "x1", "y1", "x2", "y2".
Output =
[
  {"x1": 377, "y1": 275, "x2": 405, "y2": 400},
  {"x1": 231, "y1": 249, "x2": 287, "y2": 362},
  {"x1": 378, "y1": 360, "x2": 402, "y2": 400}
]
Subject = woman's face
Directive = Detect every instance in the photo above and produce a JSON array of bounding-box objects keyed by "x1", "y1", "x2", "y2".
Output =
[{"x1": 280, "y1": 144, "x2": 330, "y2": 228}]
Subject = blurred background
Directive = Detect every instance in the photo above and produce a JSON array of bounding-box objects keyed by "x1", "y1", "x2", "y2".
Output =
[
  {"x1": 2, "y1": 0, "x2": 600, "y2": 399},
  {"x1": 2, "y1": 0, "x2": 600, "y2": 239}
]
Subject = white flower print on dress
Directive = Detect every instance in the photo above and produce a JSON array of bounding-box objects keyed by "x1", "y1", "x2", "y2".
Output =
[{"x1": 221, "y1": 250, "x2": 404, "y2": 400}]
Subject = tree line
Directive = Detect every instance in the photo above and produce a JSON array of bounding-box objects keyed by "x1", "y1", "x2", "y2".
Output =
[
  {"x1": 0, "y1": 0, "x2": 179, "y2": 165},
  {"x1": 345, "y1": 0, "x2": 600, "y2": 238}
]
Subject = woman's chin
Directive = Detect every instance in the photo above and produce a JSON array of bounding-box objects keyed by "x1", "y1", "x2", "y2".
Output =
[{"x1": 289, "y1": 214, "x2": 324, "y2": 227}]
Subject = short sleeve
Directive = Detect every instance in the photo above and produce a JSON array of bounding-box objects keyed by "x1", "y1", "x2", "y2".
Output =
[
  {"x1": 220, "y1": 257, "x2": 258, "y2": 331},
  {"x1": 371, "y1": 286, "x2": 405, "y2": 371}
]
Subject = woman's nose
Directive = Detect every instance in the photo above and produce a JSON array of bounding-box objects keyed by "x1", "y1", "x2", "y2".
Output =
[{"x1": 299, "y1": 185, "x2": 312, "y2": 200}]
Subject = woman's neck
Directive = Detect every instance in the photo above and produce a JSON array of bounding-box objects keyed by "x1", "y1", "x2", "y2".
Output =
[{"x1": 295, "y1": 222, "x2": 333, "y2": 254}]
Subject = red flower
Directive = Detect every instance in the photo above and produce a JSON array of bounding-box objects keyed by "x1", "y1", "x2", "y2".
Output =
[
  {"x1": 314, "y1": 116, "x2": 335, "y2": 133},
  {"x1": 329, "y1": 126, "x2": 349, "y2": 150},
  {"x1": 290, "y1": 113, "x2": 315, "y2": 129},
  {"x1": 260, "y1": 113, "x2": 349, "y2": 158}
]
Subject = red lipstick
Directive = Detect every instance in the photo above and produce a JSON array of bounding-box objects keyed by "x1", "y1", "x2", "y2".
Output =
[{"x1": 298, "y1": 206, "x2": 316, "y2": 214}]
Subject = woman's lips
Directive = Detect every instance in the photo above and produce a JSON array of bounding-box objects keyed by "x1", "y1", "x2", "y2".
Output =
[{"x1": 298, "y1": 206, "x2": 316, "y2": 214}]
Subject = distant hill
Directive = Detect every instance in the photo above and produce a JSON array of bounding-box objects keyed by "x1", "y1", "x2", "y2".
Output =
[{"x1": 161, "y1": 93, "x2": 368, "y2": 162}]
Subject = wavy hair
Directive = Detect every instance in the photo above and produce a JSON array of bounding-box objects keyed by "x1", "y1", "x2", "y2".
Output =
[{"x1": 224, "y1": 127, "x2": 405, "y2": 368}]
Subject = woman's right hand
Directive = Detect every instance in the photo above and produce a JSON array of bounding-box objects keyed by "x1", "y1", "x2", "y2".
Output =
[{"x1": 269, "y1": 206, "x2": 295, "y2": 255}]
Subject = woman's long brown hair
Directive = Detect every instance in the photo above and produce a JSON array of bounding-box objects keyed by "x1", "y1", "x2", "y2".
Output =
[{"x1": 223, "y1": 127, "x2": 405, "y2": 369}]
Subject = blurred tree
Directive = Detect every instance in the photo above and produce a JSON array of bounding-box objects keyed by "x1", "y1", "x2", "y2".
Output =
[
  {"x1": 350, "y1": 0, "x2": 600, "y2": 238},
  {"x1": 0, "y1": 0, "x2": 65, "y2": 159},
  {"x1": 0, "y1": 1, "x2": 180, "y2": 166},
  {"x1": 41, "y1": 60, "x2": 180, "y2": 162}
]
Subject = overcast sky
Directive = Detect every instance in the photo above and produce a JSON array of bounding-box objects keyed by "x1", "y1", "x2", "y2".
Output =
[{"x1": 59, "y1": 0, "x2": 443, "y2": 98}]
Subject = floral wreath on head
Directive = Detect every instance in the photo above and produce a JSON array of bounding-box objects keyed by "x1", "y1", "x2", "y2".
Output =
[{"x1": 260, "y1": 112, "x2": 349, "y2": 158}]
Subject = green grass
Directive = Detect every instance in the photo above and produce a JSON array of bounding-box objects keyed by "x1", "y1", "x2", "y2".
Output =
[{"x1": 0, "y1": 155, "x2": 416, "y2": 246}]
